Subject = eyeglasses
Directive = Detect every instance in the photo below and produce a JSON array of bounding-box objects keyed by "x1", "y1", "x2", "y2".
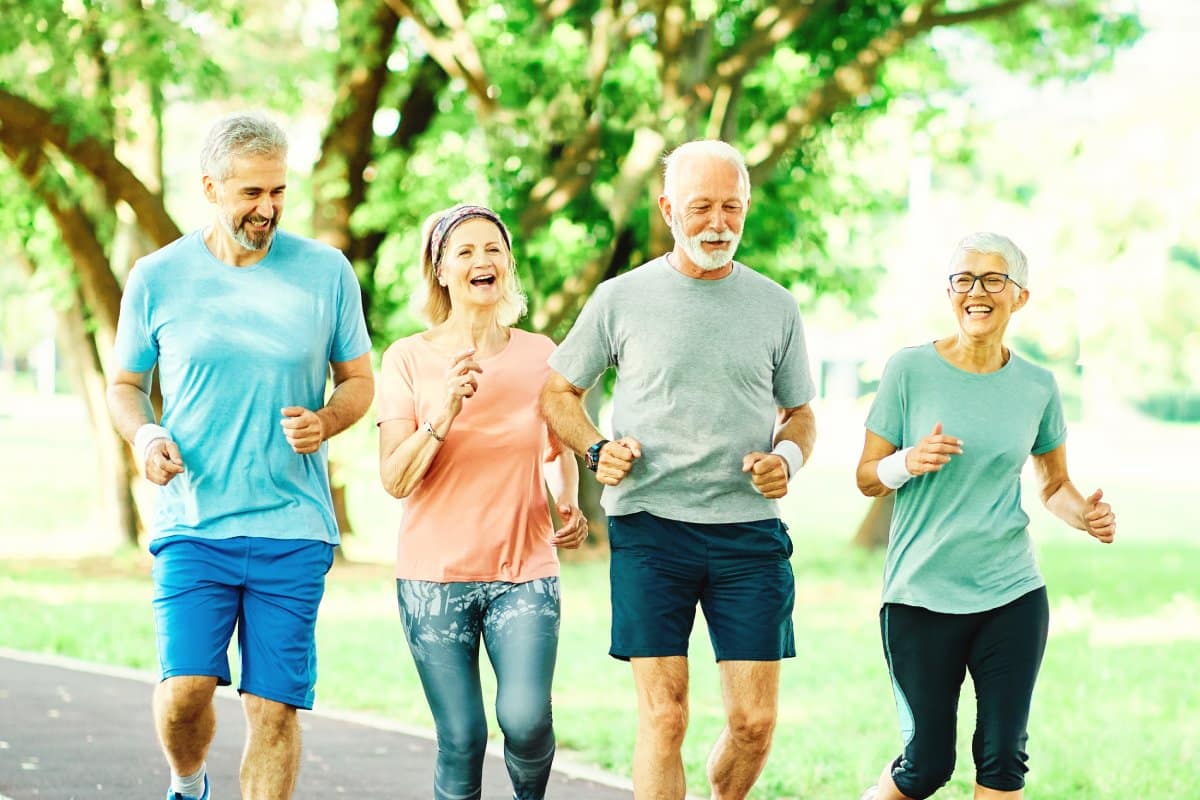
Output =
[{"x1": 948, "y1": 272, "x2": 1023, "y2": 294}]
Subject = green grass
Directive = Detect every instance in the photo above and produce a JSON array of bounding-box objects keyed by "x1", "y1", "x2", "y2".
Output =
[{"x1": 1, "y1": 392, "x2": 1198, "y2": 797}]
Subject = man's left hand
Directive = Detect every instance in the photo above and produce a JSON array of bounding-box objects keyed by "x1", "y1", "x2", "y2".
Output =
[
  {"x1": 281, "y1": 406, "x2": 325, "y2": 454},
  {"x1": 743, "y1": 452, "x2": 789, "y2": 499}
]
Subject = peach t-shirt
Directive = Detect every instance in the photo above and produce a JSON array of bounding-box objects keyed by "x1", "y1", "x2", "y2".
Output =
[{"x1": 377, "y1": 329, "x2": 561, "y2": 582}]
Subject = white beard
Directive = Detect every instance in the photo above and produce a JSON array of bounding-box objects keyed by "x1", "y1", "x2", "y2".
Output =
[{"x1": 671, "y1": 213, "x2": 740, "y2": 271}]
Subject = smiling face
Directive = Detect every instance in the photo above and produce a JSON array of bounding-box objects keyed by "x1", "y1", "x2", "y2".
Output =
[
  {"x1": 660, "y1": 154, "x2": 748, "y2": 275},
  {"x1": 204, "y1": 153, "x2": 286, "y2": 253},
  {"x1": 949, "y1": 251, "x2": 1029, "y2": 342},
  {"x1": 437, "y1": 217, "x2": 512, "y2": 311}
]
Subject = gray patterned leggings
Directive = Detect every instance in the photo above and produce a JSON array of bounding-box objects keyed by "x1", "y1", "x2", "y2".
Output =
[{"x1": 397, "y1": 578, "x2": 560, "y2": 800}]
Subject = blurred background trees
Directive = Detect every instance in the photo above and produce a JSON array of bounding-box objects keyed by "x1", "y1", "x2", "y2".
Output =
[{"x1": 4, "y1": 0, "x2": 1182, "y2": 551}]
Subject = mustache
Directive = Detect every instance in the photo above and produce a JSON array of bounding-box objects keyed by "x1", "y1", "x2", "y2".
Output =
[{"x1": 697, "y1": 231, "x2": 736, "y2": 243}]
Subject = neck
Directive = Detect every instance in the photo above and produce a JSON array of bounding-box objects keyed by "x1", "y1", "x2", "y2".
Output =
[
  {"x1": 667, "y1": 248, "x2": 733, "y2": 281},
  {"x1": 440, "y1": 308, "x2": 507, "y2": 352},
  {"x1": 204, "y1": 224, "x2": 269, "y2": 268},
  {"x1": 939, "y1": 334, "x2": 1009, "y2": 373}
]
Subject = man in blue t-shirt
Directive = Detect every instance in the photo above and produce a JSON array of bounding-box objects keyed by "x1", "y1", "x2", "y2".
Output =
[{"x1": 106, "y1": 113, "x2": 373, "y2": 800}]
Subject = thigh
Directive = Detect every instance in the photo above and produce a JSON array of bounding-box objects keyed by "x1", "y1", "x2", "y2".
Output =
[
  {"x1": 700, "y1": 519, "x2": 795, "y2": 662},
  {"x1": 239, "y1": 538, "x2": 334, "y2": 709},
  {"x1": 150, "y1": 536, "x2": 243, "y2": 685},
  {"x1": 482, "y1": 579, "x2": 560, "y2": 723},
  {"x1": 608, "y1": 512, "x2": 705, "y2": 660},
  {"x1": 630, "y1": 655, "x2": 690, "y2": 719},
  {"x1": 968, "y1": 587, "x2": 1050, "y2": 787},
  {"x1": 397, "y1": 580, "x2": 488, "y2": 733},
  {"x1": 882, "y1": 604, "x2": 971, "y2": 780},
  {"x1": 717, "y1": 660, "x2": 780, "y2": 725}
]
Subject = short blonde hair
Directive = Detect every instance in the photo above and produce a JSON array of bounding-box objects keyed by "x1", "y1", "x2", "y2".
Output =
[
  {"x1": 419, "y1": 205, "x2": 527, "y2": 326},
  {"x1": 950, "y1": 232, "x2": 1029, "y2": 288}
]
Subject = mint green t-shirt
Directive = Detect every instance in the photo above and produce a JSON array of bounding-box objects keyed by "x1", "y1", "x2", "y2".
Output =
[{"x1": 865, "y1": 343, "x2": 1067, "y2": 613}]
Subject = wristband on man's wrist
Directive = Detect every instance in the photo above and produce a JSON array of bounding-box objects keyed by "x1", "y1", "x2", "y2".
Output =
[
  {"x1": 877, "y1": 447, "x2": 915, "y2": 490},
  {"x1": 134, "y1": 423, "x2": 172, "y2": 461},
  {"x1": 585, "y1": 439, "x2": 609, "y2": 472},
  {"x1": 771, "y1": 440, "x2": 804, "y2": 481}
]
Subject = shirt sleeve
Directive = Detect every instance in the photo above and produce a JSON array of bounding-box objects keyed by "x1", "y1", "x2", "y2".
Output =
[
  {"x1": 330, "y1": 256, "x2": 372, "y2": 363},
  {"x1": 546, "y1": 284, "x2": 614, "y2": 390},
  {"x1": 865, "y1": 353, "x2": 906, "y2": 449},
  {"x1": 773, "y1": 304, "x2": 817, "y2": 409},
  {"x1": 113, "y1": 263, "x2": 159, "y2": 373},
  {"x1": 377, "y1": 343, "x2": 417, "y2": 425},
  {"x1": 1031, "y1": 376, "x2": 1067, "y2": 455}
]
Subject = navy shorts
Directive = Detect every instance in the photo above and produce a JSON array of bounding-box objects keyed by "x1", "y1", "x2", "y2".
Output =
[
  {"x1": 150, "y1": 535, "x2": 335, "y2": 709},
  {"x1": 607, "y1": 511, "x2": 796, "y2": 661}
]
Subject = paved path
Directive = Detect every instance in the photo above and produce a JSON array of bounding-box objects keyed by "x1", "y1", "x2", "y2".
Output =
[{"x1": 0, "y1": 650, "x2": 634, "y2": 799}]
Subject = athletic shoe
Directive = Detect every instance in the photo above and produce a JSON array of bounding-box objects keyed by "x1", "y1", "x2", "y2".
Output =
[
  {"x1": 859, "y1": 786, "x2": 879, "y2": 800},
  {"x1": 166, "y1": 773, "x2": 210, "y2": 800}
]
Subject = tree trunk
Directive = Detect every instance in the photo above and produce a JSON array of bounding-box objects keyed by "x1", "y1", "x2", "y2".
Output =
[{"x1": 852, "y1": 494, "x2": 894, "y2": 550}]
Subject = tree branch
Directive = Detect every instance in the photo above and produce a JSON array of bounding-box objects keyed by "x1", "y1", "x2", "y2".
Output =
[
  {"x1": 0, "y1": 133, "x2": 124, "y2": 342},
  {"x1": 928, "y1": 0, "x2": 1034, "y2": 28},
  {"x1": 382, "y1": 0, "x2": 496, "y2": 116},
  {"x1": 0, "y1": 89, "x2": 181, "y2": 248}
]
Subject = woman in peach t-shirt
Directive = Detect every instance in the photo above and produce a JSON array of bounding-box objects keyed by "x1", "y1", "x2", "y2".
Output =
[{"x1": 377, "y1": 204, "x2": 587, "y2": 800}]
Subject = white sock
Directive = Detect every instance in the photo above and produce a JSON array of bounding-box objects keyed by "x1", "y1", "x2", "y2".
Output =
[{"x1": 171, "y1": 764, "x2": 206, "y2": 796}]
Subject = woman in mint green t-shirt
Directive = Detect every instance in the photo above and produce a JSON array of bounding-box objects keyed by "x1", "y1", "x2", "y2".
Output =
[{"x1": 854, "y1": 233, "x2": 1116, "y2": 800}]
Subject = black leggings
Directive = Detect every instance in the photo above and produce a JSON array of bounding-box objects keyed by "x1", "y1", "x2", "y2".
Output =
[{"x1": 880, "y1": 587, "x2": 1049, "y2": 799}]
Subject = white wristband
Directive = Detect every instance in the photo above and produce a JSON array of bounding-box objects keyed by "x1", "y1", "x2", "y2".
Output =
[
  {"x1": 134, "y1": 423, "x2": 172, "y2": 461},
  {"x1": 771, "y1": 440, "x2": 804, "y2": 481},
  {"x1": 877, "y1": 447, "x2": 914, "y2": 490}
]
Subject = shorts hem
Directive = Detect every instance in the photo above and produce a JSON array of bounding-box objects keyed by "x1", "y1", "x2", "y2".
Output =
[
  {"x1": 160, "y1": 668, "x2": 231, "y2": 686},
  {"x1": 609, "y1": 647, "x2": 689, "y2": 662},
  {"x1": 713, "y1": 651, "x2": 795, "y2": 662},
  {"x1": 238, "y1": 683, "x2": 313, "y2": 711}
]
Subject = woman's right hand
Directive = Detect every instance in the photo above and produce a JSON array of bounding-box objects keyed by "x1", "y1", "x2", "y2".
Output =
[
  {"x1": 444, "y1": 347, "x2": 482, "y2": 419},
  {"x1": 905, "y1": 422, "x2": 963, "y2": 476}
]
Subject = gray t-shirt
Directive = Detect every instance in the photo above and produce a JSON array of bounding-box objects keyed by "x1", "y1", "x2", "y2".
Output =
[
  {"x1": 865, "y1": 342, "x2": 1067, "y2": 613},
  {"x1": 549, "y1": 256, "x2": 815, "y2": 524}
]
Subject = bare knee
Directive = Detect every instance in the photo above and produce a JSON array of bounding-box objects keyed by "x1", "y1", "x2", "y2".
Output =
[
  {"x1": 727, "y1": 707, "x2": 776, "y2": 752},
  {"x1": 157, "y1": 676, "x2": 217, "y2": 722},
  {"x1": 641, "y1": 695, "x2": 689, "y2": 749},
  {"x1": 243, "y1": 694, "x2": 298, "y2": 742}
]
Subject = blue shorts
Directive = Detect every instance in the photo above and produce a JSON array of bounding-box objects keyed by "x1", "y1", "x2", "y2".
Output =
[
  {"x1": 150, "y1": 536, "x2": 335, "y2": 709},
  {"x1": 607, "y1": 511, "x2": 796, "y2": 662}
]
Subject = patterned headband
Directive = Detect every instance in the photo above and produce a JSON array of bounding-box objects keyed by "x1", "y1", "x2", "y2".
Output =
[{"x1": 430, "y1": 204, "x2": 512, "y2": 270}]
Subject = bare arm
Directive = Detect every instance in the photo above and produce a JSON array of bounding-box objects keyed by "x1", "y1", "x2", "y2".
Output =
[
  {"x1": 106, "y1": 368, "x2": 184, "y2": 485},
  {"x1": 378, "y1": 348, "x2": 482, "y2": 499},
  {"x1": 539, "y1": 370, "x2": 604, "y2": 456},
  {"x1": 856, "y1": 423, "x2": 963, "y2": 498},
  {"x1": 1031, "y1": 443, "x2": 1116, "y2": 543},
  {"x1": 318, "y1": 353, "x2": 375, "y2": 439},
  {"x1": 106, "y1": 369, "x2": 157, "y2": 442},
  {"x1": 544, "y1": 447, "x2": 588, "y2": 548},
  {"x1": 774, "y1": 403, "x2": 816, "y2": 463},
  {"x1": 282, "y1": 353, "x2": 375, "y2": 454},
  {"x1": 856, "y1": 429, "x2": 900, "y2": 498},
  {"x1": 743, "y1": 403, "x2": 817, "y2": 499}
]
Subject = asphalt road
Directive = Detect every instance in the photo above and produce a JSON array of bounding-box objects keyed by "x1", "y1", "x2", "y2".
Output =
[{"x1": 0, "y1": 650, "x2": 634, "y2": 799}]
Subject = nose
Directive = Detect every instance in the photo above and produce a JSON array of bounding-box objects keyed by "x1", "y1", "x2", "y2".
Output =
[
  {"x1": 256, "y1": 196, "x2": 274, "y2": 218},
  {"x1": 965, "y1": 276, "x2": 988, "y2": 296}
]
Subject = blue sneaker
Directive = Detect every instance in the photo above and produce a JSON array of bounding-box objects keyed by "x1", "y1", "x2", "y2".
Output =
[{"x1": 166, "y1": 773, "x2": 209, "y2": 800}]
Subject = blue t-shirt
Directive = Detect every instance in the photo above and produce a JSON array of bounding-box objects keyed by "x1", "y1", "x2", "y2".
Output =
[
  {"x1": 114, "y1": 229, "x2": 371, "y2": 545},
  {"x1": 865, "y1": 342, "x2": 1067, "y2": 613}
]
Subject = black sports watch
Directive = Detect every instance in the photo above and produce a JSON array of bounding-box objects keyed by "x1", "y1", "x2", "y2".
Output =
[{"x1": 585, "y1": 439, "x2": 610, "y2": 472}]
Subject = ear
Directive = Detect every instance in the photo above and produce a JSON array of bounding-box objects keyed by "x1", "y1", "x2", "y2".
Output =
[
  {"x1": 202, "y1": 175, "x2": 217, "y2": 203},
  {"x1": 657, "y1": 193, "x2": 673, "y2": 227},
  {"x1": 1013, "y1": 287, "x2": 1030, "y2": 310}
]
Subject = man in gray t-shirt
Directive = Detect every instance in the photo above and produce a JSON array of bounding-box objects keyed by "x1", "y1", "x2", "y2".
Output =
[{"x1": 541, "y1": 140, "x2": 816, "y2": 800}]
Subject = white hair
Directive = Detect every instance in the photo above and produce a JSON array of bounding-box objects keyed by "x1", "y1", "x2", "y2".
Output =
[
  {"x1": 200, "y1": 112, "x2": 288, "y2": 181},
  {"x1": 949, "y1": 232, "x2": 1029, "y2": 288},
  {"x1": 662, "y1": 140, "x2": 751, "y2": 204}
]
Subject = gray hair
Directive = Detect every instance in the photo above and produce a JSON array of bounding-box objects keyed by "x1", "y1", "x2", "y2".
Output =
[
  {"x1": 662, "y1": 140, "x2": 751, "y2": 204},
  {"x1": 950, "y1": 232, "x2": 1029, "y2": 288},
  {"x1": 200, "y1": 113, "x2": 288, "y2": 181}
]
